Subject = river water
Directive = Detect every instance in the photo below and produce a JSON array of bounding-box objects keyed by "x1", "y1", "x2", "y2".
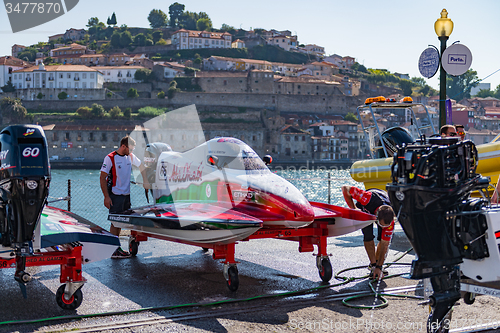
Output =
[{"x1": 48, "y1": 169, "x2": 362, "y2": 230}]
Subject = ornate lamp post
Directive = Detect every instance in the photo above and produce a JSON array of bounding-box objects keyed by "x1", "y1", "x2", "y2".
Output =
[{"x1": 434, "y1": 9, "x2": 454, "y2": 128}]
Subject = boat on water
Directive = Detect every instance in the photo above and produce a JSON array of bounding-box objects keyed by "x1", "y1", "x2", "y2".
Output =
[{"x1": 350, "y1": 96, "x2": 500, "y2": 190}]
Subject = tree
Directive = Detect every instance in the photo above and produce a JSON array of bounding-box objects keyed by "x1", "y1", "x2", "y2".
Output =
[
  {"x1": 127, "y1": 88, "x2": 139, "y2": 98},
  {"x1": 107, "y1": 12, "x2": 117, "y2": 26},
  {"x1": 351, "y1": 62, "x2": 368, "y2": 73},
  {"x1": 76, "y1": 106, "x2": 91, "y2": 118},
  {"x1": 475, "y1": 89, "x2": 494, "y2": 98},
  {"x1": 109, "y1": 106, "x2": 122, "y2": 118},
  {"x1": 134, "y1": 68, "x2": 154, "y2": 82},
  {"x1": 344, "y1": 112, "x2": 358, "y2": 122},
  {"x1": 220, "y1": 23, "x2": 235, "y2": 34},
  {"x1": 0, "y1": 97, "x2": 27, "y2": 123},
  {"x1": 167, "y1": 80, "x2": 180, "y2": 99},
  {"x1": 17, "y1": 47, "x2": 37, "y2": 62},
  {"x1": 87, "y1": 17, "x2": 100, "y2": 27},
  {"x1": 148, "y1": 9, "x2": 167, "y2": 29},
  {"x1": 156, "y1": 38, "x2": 167, "y2": 45},
  {"x1": 134, "y1": 33, "x2": 146, "y2": 46},
  {"x1": 110, "y1": 31, "x2": 121, "y2": 48},
  {"x1": 152, "y1": 30, "x2": 163, "y2": 44},
  {"x1": 445, "y1": 69, "x2": 480, "y2": 101},
  {"x1": 91, "y1": 103, "x2": 105, "y2": 117},
  {"x1": 58, "y1": 91, "x2": 68, "y2": 100},
  {"x1": 43, "y1": 56, "x2": 53, "y2": 65},
  {"x1": 399, "y1": 79, "x2": 414, "y2": 96},
  {"x1": 36, "y1": 92, "x2": 44, "y2": 100},
  {"x1": 0, "y1": 80, "x2": 15, "y2": 93},
  {"x1": 119, "y1": 31, "x2": 133, "y2": 48},
  {"x1": 169, "y1": 2, "x2": 185, "y2": 28},
  {"x1": 157, "y1": 91, "x2": 165, "y2": 99},
  {"x1": 145, "y1": 39, "x2": 154, "y2": 46},
  {"x1": 196, "y1": 18, "x2": 212, "y2": 31},
  {"x1": 124, "y1": 107, "x2": 132, "y2": 118}
]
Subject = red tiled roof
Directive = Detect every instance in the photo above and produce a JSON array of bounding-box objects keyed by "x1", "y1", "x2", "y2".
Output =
[
  {"x1": 0, "y1": 56, "x2": 29, "y2": 67},
  {"x1": 13, "y1": 65, "x2": 101, "y2": 73}
]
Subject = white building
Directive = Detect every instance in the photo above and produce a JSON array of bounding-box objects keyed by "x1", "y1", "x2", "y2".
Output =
[
  {"x1": 171, "y1": 29, "x2": 232, "y2": 50},
  {"x1": 0, "y1": 56, "x2": 29, "y2": 91},
  {"x1": 95, "y1": 66, "x2": 146, "y2": 83},
  {"x1": 12, "y1": 63, "x2": 104, "y2": 90}
]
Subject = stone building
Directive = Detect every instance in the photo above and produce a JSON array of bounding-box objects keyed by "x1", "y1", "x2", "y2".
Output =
[
  {"x1": 42, "y1": 124, "x2": 144, "y2": 161},
  {"x1": 279, "y1": 125, "x2": 311, "y2": 160}
]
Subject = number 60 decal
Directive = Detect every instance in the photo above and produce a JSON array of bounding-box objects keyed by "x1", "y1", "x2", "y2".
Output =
[{"x1": 22, "y1": 147, "x2": 40, "y2": 157}]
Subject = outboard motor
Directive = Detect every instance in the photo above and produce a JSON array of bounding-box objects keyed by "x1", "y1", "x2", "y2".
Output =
[
  {"x1": 377, "y1": 126, "x2": 414, "y2": 158},
  {"x1": 387, "y1": 137, "x2": 490, "y2": 332},
  {"x1": 0, "y1": 125, "x2": 50, "y2": 284}
]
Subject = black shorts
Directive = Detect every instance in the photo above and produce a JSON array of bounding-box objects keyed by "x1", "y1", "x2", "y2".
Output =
[
  {"x1": 109, "y1": 193, "x2": 131, "y2": 214},
  {"x1": 362, "y1": 222, "x2": 382, "y2": 242}
]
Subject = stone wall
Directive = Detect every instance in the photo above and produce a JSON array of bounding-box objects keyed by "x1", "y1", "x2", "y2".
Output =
[{"x1": 21, "y1": 91, "x2": 363, "y2": 114}]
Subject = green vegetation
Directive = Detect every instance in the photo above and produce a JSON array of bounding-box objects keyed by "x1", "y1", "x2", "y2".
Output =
[
  {"x1": 157, "y1": 91, "x2": 166, "y2": 99},
  {"x1": 250, "y1": 45, "x2": 309, "y2": 64},
  {"x1": 58, "y1": 91, "x2": 68, "y2": 100},
  {"x1": 109, "y1": 106, "x2": 122, "y2": 118},
  {"x1": 148, "y1": 9, "x2": 168, "y2": 28},
  {"x1": 127, "y1": 88, "x2": 139, "y2": 98},
  {"x1": 1, "y1": 97, "x2": 29, "y2": 122},
  {"x1": 134, "y1": 69, "x2": 156, "y2": 82},
  {"x1": 344, "y1": 112, "x2": 358, "y2": 122},
  {"x1": 1, "y1": 80, "x2": 15, "y2": 93},
  {"x1": 137, "y1": 106, "x2": 169, "y2": 117},
  {"x1": 446, "y1": 69, "x2": 480, "y2": 101}
]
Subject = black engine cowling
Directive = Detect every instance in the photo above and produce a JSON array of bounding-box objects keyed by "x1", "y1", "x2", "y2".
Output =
[{"x1": 0, "y1": 125, "x2": 50, "y2": 248}]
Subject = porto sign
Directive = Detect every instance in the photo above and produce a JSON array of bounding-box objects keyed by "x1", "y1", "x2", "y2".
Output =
[
  {"x1": 418, "y1": 47, "x2": 440, "y2": 79},
  {"x1": 442, "y1": 43, "x2": 472, "y2": 76}
]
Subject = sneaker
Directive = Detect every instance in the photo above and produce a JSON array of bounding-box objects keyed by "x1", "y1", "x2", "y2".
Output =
[{"x1": 111, "y1": 247, "x2": 131, "y2": 259}]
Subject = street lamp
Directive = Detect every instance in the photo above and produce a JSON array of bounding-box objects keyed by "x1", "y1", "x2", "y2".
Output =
[{"x1": 434, "y1": 9, "x2": 454, "y2": 127}]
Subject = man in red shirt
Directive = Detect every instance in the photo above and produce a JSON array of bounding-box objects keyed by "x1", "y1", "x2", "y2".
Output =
[{"x1": 342, "y1": 185, "x2": 395, "y2": 279}]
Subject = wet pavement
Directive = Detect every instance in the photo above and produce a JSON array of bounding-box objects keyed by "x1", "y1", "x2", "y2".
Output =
[{"x1": 1, "y1": 227, "x2": 500, "y2": 332}]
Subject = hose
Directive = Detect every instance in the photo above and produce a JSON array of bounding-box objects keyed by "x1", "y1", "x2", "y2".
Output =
[{"x1": 0, "y1": 248, "x2": 419, "y2": 326}]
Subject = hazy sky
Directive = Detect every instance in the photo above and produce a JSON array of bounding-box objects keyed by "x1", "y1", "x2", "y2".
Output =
[{"x1": 1, "y1": 0, "x2": 499, "y2": 91}]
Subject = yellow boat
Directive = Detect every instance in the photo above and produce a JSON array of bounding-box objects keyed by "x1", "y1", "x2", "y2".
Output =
[{"x1": 350, "y1": 97, "x2": 500, "y2": 190}]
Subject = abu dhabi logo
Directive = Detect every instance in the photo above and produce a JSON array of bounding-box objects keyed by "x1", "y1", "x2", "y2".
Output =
[{"x1": 4, "y1": 0, "x2": 79, "y2": 33}]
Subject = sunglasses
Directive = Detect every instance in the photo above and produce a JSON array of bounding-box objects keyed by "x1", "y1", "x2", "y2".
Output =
[
  {"x1": 448, "y1": 132, "x2": 457, "y2": 137},
  {"x1": 457, "y1": 131, "x2": 465, "y2": 135}
]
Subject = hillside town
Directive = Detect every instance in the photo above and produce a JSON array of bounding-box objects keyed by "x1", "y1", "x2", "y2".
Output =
[{"x1": 1, "y1": 6, "x2": 500, "y2": 165}]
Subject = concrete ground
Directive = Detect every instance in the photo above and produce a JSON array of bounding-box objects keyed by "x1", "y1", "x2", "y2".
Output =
[{"x1": 1, "y1": 226, "x2": 500, "y2": 333}]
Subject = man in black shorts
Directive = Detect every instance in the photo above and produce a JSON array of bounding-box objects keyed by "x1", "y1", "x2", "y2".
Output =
[{"x1": 342, "y1": 185, "x2": 395, "y2": 279}]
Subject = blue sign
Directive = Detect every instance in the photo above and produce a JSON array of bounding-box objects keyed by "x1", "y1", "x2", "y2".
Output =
[{"x1": 418, "y1": 47, "x2": 440, "y2": 79}]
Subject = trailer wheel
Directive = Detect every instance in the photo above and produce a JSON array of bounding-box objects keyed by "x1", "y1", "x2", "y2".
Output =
[
  {"x1": 318, "y1": 258, "x2": 332, "y2": 282},
  {"x1": 129, "y1": 238, "x2": 139, "y2": 256},
  {"x1": 226, "y1": 266, "x2": 239, "y2": 291},
  {"x1": 463, "y1": 292, "x2": 475, "y2": 305},
  {"x1": 56, "y1": 284, "x2": 83, "y2": 310}
]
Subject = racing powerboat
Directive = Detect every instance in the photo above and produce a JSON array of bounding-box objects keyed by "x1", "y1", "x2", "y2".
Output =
[{"x1": 109, "y1": 137, "x2": 375, "y2": 290}]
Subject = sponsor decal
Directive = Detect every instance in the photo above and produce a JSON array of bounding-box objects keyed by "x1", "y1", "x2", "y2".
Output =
[
  {"x1": 23, "y1": 128, "x2": 35, "y2": 136},
  {"x1": 0, "y1": 150, "x2": 8, "y2": 160},
  {"x1": 144, "y1": 157, "x2": 156, "y2": 163},
  {"x1": 495, "y1": 230, "x2": 500, "y2": 239},
  {"x1": 0, "y1": 163, "x2": 13, "y2": 171},
  {"x1": 206, "y1": 183, "x2": 211, "y2": 198},
  {"x1": 169, "y1": 162, "x2": 203, "y2": 183},
  {"x1": 109, "y1": 215, "x2": 130, "y2": 222},
  {"x1": 233, "y1": 190, "x2": 256, "y2": 201}
]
